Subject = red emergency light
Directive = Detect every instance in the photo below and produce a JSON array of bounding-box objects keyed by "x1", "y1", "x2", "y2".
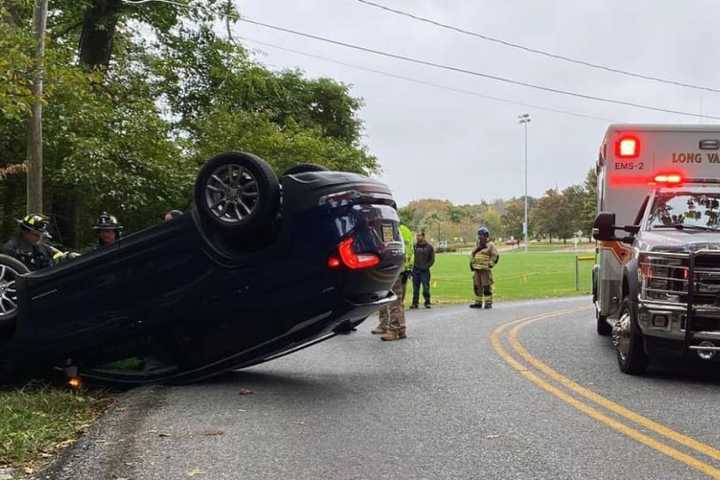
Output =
[
  {"x1": 615, "y1": 136, "x2": 640, "y2": 159},
  {"x1": 652, "y1": 173, "x2": 683, "y2": 184}
]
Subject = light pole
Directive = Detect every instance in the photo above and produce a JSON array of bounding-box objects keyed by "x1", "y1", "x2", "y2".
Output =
[{"x1": 518, "y1": 113, "x2": 531, "y2": 253}]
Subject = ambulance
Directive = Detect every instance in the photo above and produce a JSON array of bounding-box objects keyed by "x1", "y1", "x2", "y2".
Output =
[{"x1": 593, "y1": 124, "x2": 720, "y2": 374}]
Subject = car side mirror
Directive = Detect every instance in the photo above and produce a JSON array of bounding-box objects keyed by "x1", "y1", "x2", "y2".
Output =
[{"x1": 593, "y1": 212, "x2": 616, "y2": 241}]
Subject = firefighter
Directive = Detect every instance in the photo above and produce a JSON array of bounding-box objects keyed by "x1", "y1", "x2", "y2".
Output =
[
  {"x1": 469, "y1": 226, "x2": 499, "y2": 309},
  {"x1": 373, "y1": 224, "x2": 414, "y2": 340},
  {"x1": 93, "y1": 212, "x2": 123, "y2": 247},
  {"x1": 2, "y1": 214, "x2": 54, "y2": 271}
]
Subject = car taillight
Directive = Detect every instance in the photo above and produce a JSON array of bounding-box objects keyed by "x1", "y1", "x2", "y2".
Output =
[
  {"x1": 615, "y1": 136, "x2": 640, "y2": 158},
  {"x1": 331, "y1": 237, "x2": 380, "y2": 270}
]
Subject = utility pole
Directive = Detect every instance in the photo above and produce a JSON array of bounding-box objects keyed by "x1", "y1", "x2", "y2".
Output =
[
  {"x1": 27, "y1": 0, "x2": 49, "y2": 214},
  {"x1": 518, "y1": 113, "x2": 531, "y2": 253}
]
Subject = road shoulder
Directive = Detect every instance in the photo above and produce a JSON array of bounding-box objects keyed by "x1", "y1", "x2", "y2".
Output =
[{"x1": 35, "y1": 386, "x2": 168, "y2": 480}]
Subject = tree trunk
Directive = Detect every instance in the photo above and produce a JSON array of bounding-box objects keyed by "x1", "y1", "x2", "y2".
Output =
[
  {"x1": 27, "y1": 0, "x2": 48, "y2": 215},
  {"x1": 78, "y1": 0, "x2": 123, "y2": 69}
]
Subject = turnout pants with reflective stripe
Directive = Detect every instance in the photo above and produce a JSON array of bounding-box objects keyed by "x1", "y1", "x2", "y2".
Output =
[{"x1": 473, "y1": 269, "x2": 493, "y2": 305}]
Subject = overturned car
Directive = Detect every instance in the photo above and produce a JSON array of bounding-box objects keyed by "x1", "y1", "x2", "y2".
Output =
[{"x1": 0, "y1": 152, "x2": 404, "y2": 384}]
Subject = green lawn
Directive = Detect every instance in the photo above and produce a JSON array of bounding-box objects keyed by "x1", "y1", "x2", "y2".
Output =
[
  {"x1": 415, "y1": 251, "x2": 594, "y2": 304},
  {"x1": 0, "y1": 385, "x2": 109, "y2": 470}
]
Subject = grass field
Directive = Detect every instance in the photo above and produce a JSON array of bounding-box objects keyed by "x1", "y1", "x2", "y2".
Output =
[
  {"x1": 0, "y1": 385, "x2": 109, "y2": 470},
  {"x1": 415, "y1": 251, "x2": 594, "y2": 304}
]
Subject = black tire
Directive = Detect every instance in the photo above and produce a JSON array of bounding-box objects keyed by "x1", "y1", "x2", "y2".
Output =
[
  {"x1": 0, "y1": 254, "x2": 29, "y2": 332},
  {"x1": 282, "y1": 163, "x2": 329, "y2": 176},
  {"x1": 613, "y1": 298, "x2": 649, "y2": 375},
  {"x1": 194, "y1": 152, "x2": 280, "y2": 235}
]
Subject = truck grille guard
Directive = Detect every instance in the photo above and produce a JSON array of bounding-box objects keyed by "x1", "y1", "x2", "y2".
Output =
[{"x1": 639, "y1": 249, "x2": 720, "y2": 353}]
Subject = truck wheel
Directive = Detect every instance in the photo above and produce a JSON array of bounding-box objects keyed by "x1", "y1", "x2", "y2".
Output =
[
  {"x1": 194, "y1": 152, "x2": 280, "y2": 235},
  {"x1": 0, "y1": 255, "x2": 29, "y2": 332},
  {"x1": 282, "y1": 163, "x2": 329, "y2": 176},
  {"x1": 612, "y1": 298, "x2": 648, "y2": 375}
]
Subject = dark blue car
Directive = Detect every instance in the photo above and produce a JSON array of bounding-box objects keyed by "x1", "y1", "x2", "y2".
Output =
[{"x1": 0, "y1": 152, "x2": 403, "y2": 384}]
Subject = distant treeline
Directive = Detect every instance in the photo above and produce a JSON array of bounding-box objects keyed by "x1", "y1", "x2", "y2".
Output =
[{"x1": 400, "y1": 168, "x2": 597, "y2": 245}]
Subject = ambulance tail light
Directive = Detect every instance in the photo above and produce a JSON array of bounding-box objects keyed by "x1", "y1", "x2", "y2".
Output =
[
  {"x1": 330, "y1": 237, "x2": 380, "y2": 270},
  {"x1": 615, "y1": 136, "x2": 640, "y2": 159}
]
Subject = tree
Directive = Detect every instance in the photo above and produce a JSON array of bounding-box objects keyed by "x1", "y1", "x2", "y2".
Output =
[
  {"x1": 561, "y1": 184, "x2": 586, "y2": 236},
  {"x1": 581, "y1": 168, "x2": 598, "y2": 238},
  {"x1": 398, "y1": 206, "x2": 416, "y2": 228},
  {"x1": 501, "y1": 198, "x2": 526, "y2": 240},
  {"x1": 534, "y1": 189, "x2": 574, "y2": 243},
  {"x1": 1, "y1": 0, "x2": 378, "y2": 247}
]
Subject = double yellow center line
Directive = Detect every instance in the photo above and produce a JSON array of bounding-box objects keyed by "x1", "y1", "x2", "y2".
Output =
[{"x1": 490, "y1": 308, "x2": 720, "y2": 478}]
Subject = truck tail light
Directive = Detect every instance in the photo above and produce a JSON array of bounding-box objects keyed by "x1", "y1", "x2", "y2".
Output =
[
  {"x1": 329, "y1": 237, "x2": 380, "y2": 270},
  {"x1": 615, "y1": 136, "x2": 640, "y2": 158}
]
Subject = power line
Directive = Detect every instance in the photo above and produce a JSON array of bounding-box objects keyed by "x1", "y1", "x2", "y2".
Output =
[
  {"x1": 241, "y1": 36, "x2": 614, "y2": 123},
  {"x1": 238, "y1": 18, "x2": 720, "y2": 120},
  {"x1": 354, "y1": 0, "x2": 720, "y2": 94},
  {"x1": 122, "y1": 0, "x2": 188, "y2": 6}
]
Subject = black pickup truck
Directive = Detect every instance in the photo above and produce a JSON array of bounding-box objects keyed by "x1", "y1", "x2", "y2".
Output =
[{"x1": 594, "y1": 180, "x2": 720, "y2": 374}]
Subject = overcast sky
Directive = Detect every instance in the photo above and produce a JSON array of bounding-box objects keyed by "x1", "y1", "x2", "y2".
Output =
[{"x1": 234, "y1": 0, "x2": 719, "y2": 206}]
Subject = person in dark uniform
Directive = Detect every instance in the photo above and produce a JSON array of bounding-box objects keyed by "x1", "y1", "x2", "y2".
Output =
[
  {"x1": 411, "y1": 231, "x2": 435, "y2": 309},
  {"x1": 2, "y1": 214, "x2": 54, "y2": 271},
  {"x1": 93, "y1": 212, "x2": 123, "y2": 248}
]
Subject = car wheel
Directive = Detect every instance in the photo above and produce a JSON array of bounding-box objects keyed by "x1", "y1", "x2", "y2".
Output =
[
  {"x1": 0, "y1": 254, "x2": 29, "y2": 332},
  {"x1": 282, "y1": 163, "x2": 329, "y2": 176},
  {"x1": 194, "y1": 152, "x2": 280, "y2": 234},
  {"x1": 612, "y1": 298, "x2": 648, "y2": 375}
]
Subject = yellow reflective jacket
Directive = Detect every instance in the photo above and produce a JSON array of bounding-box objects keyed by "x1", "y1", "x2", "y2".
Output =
[
  {"x1": 471, "y1": 242, "x2": 498, "y2": 271},
  {"x1": 399, "y1": 224, "x2": 414, "y2": 270}
]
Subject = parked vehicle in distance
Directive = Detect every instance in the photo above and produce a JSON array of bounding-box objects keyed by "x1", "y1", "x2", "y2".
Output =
[
  {"x1": 593, "y1": 124, "x2": 720, "y2": 374},
  {"x1": 0, "y1": 152, "x2": 404, "y2": 384}
]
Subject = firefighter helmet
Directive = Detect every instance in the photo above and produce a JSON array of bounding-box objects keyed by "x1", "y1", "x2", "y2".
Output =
[
  {"x1": 17, "y1": 214, "x2": 50, "y2": 236},
  {"x1": 93, "y1": 212, "x2": 123, "y2": 231}
]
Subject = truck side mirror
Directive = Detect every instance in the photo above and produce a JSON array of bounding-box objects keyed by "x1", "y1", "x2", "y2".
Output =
[{"x1": 592, "y1": 212, "x2": 616, "y2": 241}]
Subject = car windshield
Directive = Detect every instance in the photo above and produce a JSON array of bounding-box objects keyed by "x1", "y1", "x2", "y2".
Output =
[{"x1": 647, "y1": 191, "x2": 720, "y2": 230}]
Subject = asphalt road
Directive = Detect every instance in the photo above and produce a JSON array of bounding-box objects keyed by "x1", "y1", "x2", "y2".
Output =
[{"x1": 43, "y1": 297, "x2": 720, "y2": 480}]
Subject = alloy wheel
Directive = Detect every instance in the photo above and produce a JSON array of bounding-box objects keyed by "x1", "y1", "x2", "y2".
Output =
[
  {"x1": 204, "y1": 164, "x2": 260, "y2": 224},
  {"x1": 0, "y1": 264, "x2": 20, "y2": 316}
]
